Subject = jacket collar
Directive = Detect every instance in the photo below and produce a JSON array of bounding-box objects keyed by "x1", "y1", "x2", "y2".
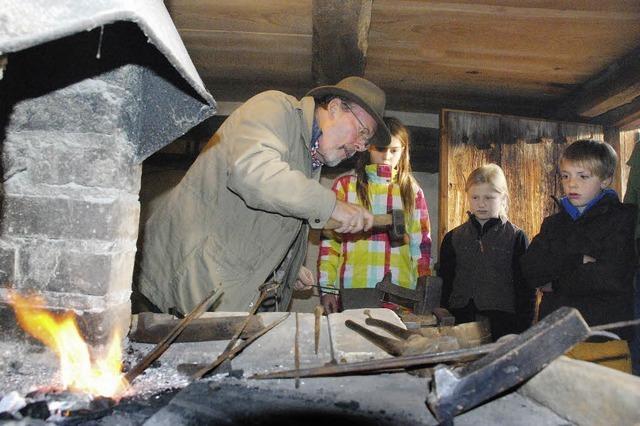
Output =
[
  {"x1": 467, "y1": 212, "x2": 506, "y2": 235},
  {"x1": 560, "y1": 188, "x2": 618, "y2": 221},
  {"x1": 300, "y1": 96, "x2": 316, "y2": 150}
]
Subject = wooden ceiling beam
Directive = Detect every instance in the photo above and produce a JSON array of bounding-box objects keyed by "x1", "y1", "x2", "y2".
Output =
[
  {"x1": 554, "y1": 46, "x2": 640, "y2": 121},
  {"x1": 594, "y1": 96, "x2": 640, "y2": 131},
  {"x1": 203, "y1": 78, "x2": 553, "y2": 118},
  {"x1": 311, "y1": 0, "x2": 372, "y2": 85}
]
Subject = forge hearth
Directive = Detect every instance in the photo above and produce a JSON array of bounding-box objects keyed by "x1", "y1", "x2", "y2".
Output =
[{"x1": 0, "y1": 1, "x2": 215, "y2": 345}]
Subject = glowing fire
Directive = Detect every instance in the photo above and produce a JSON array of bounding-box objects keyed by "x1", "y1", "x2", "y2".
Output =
[{"x1": 9, "y1": 291, "x2": 128, "y2": 398}]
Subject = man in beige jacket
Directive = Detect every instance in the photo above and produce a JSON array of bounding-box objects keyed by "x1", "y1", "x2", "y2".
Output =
[{"x1": 137, "y1": 77, "x2": 391, "y2": 314}]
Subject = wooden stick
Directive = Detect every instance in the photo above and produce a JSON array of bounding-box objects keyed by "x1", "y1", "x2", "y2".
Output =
[
  {"x1": 250, "y1": 342, "x2": 500, "y2": 380},
  {"x1": 124, "y1": 290, "x2": 218, "y2": 384},
  {"x1": 192, "y1": 289, "x2": 269, "y2": 379}
]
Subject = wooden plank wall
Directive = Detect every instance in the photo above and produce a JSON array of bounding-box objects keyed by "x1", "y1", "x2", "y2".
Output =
[
  {"x1": 619, "y1": 129, "x2": 638, "y2": 198},
  {"x1": 439, "y1": 110, "x2": 603, "y2": 244}
]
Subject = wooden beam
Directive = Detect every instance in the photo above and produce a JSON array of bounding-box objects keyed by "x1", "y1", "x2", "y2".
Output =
[
  {"x1": 0, "y1": 55, "x2": 6, "y2": 80},
  {"x1": 311, "y1": 0, "x2": 372, "y2": 85},
  {"x1": 594, "y1": 96, "x2": 640, "y2": 131},
  {"x1": 554, "y1": 47, "x2": 640, "y2": 120},
  {"x1": 201, "y1": 77, "x2": 556, "y2": 118}
]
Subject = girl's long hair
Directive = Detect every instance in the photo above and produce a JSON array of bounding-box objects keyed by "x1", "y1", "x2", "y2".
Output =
[{"x1": 355, "y1": 116, "x2": 417, "y2": 216}]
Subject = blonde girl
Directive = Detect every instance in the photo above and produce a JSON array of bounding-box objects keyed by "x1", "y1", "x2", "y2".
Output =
[{"x1": 438, "y1": 164, "x2": 533, "y2": 340}]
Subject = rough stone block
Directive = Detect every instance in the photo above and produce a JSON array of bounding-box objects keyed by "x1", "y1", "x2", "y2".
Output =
[
  {"x1": 18, "y1": 241, "x2": 136, "y2": 296},
  {"x1": 329, "y1": 308, "x2": 403, "y2": 363},
  {"x1": 0, "y1": 244, "x2": 16, "y2": 287},
  {"x1": 0, "y1": 298, "x2": 131, "y2": 347},
  {"x1": 77, "y1": 300, "x2": 132, "y2": 346},
  {"x1": 2, "y1": 131, "x2": 141, "y2": 193},
  {"x1": 0, "y1": 194, "x2": 140, "y2": 241},
  {"x1": 232, "y1": 312, "x2": 331, "y2": 375},
  {"x1": 519, "y1": 356, "x2": 640, "y2": 425},
  {"x1": 7, "y1": 68, "x2": 141, "y2": 135}
]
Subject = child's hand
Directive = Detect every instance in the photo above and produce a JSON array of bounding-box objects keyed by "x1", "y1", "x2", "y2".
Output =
[
  {"x1": 321, "y1": 293, "x2": 341, "y2": 314},
  {"x1": 582, "y1": 255, "x2": 596, "y2": 264}
]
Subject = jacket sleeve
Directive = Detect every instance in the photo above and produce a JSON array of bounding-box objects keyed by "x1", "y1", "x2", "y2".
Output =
[
  {"x1": 512, "y1": 230, "x2": 534, "y2": 330},
  {"x1": 226, "y1": 93, "x2": 336, "y2": 227},
  {"x1": 520, "y1": 217, "x2": 583, "y2": 289},
  {"x1": 408, "y1": 187, "x2": 432, "y2": 277},
  {"x1": 438, "y1": 231, "x2": 456, "y2": 309},
  {"x1": 317, "y1": 177, "x2": 350, "y2": 294},
  {"x1": 554, "y1": 206, "x2": 637, "y2": 296}
]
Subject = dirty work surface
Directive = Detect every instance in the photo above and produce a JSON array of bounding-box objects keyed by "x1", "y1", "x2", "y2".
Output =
[{"x1": 0, "y1": 309, "x2": 571, "y2": 425}]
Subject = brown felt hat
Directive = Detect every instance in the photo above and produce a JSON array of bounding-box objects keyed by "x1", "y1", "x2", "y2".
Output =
[{"x1": 306, "y1": 76, "x2": 390, "y2": 146}]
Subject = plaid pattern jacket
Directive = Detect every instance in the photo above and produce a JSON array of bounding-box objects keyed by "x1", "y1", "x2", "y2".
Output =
[{"x1": 318, "y1": 164, "x2": 431, "y2": 293}]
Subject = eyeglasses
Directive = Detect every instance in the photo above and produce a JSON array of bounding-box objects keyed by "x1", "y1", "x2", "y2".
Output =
[{"x1": 342, "y1": 102, "x2": 373, "y2": 146}]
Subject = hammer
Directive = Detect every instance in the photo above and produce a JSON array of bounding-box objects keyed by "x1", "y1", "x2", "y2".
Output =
[{"x1": 324, "y1": 209, "x2": 406, "y2": 243}]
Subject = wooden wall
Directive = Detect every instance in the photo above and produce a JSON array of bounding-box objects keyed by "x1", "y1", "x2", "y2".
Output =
[{"x1": 439, "y1": 109, "x2": 603, "y2": 243}]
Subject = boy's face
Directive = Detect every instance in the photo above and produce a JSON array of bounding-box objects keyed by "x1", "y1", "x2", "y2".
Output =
[
  {"x1": 559, "y1": 160, "x2": 611, "y2": 208},
  {"x1": 467, "y1": 182, "x2": 505, "y2": 222}
]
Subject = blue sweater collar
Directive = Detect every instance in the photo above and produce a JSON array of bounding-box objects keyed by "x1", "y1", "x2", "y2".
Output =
[{"x1": 560, "y1": 188, "x2": 617, "y2": 220}]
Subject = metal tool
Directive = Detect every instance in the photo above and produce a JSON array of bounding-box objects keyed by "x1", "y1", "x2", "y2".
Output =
[
  {"x1": 375, "y1": 271, "x2": 443, "y2": 315},
  {"x1": 179, "y1": 313, "x2": 290, "y2": 378},
  {"x1": 345, "y1": 315, "x2": 459, "y2": 357},
  {"x1": 426, "y1": 306, "x2": 590, "y2": 423},
  {"x1": 192, "y1": 286, "x2": 274, "y2": 379},
  {"x1": 326, "y1": 312, "x2": 338, "y2": 365},
  {"x1": 294, "y1": 312, "x2": 301, "y2": 388},
  {"x1": 314, "y1": 305, "x2": 323, "y2": 355},
  {"x1": 125, "y1": 290, "x2": 218, "y2": 385},
  {"x1": 325, "y1": 209, "x2": 406, "y2": 243},
  {"x1": 251, "y1": 342, "x2": 500, "y2": 380}
]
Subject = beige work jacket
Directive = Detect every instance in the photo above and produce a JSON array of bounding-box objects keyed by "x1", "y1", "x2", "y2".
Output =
[{"x1": 138, "y1": 92, "x2": 336, "y2": 313}]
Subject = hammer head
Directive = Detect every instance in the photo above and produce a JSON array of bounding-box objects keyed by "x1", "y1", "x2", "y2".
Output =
[{"x1": 389, "y1": 209, "x2": 406, "y2": 242}]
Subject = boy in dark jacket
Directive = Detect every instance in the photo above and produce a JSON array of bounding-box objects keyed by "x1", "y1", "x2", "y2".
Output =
[{"x1": 521, "y1": 139, "x2": 637, "y2": 342}]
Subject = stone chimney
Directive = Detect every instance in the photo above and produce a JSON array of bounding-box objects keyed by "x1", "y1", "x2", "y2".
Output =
[{"x1": 0, "y1": 1, "x2": 215, "y2": 345}]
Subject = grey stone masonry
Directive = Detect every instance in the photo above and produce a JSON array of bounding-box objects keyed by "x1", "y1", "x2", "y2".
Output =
[
  {"x1": 0, "y1": 19, "x2": 215, "y2": 347},
  {"x1": 0, "y1": 70, "x2": 142, "y2": 342},
  {"x1": 0, "y1": 38, "x2": 147, "y2": 346}
]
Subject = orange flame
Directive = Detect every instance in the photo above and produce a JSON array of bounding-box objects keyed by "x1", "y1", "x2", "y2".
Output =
[{"x1": 9, "y1": 291, "x2": 128, "y2": 398}]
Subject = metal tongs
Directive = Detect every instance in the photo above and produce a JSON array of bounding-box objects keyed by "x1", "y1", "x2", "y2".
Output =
[{"x1": 345, "y1": 310, "x2": 459, "y2": 356}]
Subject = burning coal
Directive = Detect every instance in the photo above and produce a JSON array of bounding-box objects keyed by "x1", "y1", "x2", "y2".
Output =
[{"x1": 8, "y1": 291, "x2": 128, "y2": 398}]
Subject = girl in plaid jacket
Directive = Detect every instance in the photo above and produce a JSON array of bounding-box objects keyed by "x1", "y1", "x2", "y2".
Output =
[{"x1": 318, "y1": 117, "x2": 432, "y2": 313}]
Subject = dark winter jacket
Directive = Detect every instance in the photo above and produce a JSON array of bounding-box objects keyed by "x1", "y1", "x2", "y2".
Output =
[
  {"x1": 520, "y1": 191, "x2": 636, "y2": 340},
  {"x1": 439, "y1": 215, "x2": 532, "y2": 326}
]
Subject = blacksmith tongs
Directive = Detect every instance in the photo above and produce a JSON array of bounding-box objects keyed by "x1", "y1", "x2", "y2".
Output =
[{"x1": 345, "y1": 310, "x2": 459, "y2": 356}]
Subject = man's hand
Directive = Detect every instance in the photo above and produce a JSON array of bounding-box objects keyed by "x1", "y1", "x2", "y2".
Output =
[
  {"x1": 321, "y1": 293, "x2": 341, "y2": 314},
  {"x1": 582, "y1": 255, "x2": 596, "y2": 264},
  {"x1": 330, "y1": 200, "x2": 373, "y2": 234},
  {"x1": 293, "y1": 265, "x2": 316, "y2": 291}
]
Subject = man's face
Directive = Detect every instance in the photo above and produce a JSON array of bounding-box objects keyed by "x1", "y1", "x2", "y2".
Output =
[
  {"x1": 560, "y1": 160, "x2": 610, "y2": 208},
  {"x1": 316, "y1": 99, "x2": 377, "y2": 167}
]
